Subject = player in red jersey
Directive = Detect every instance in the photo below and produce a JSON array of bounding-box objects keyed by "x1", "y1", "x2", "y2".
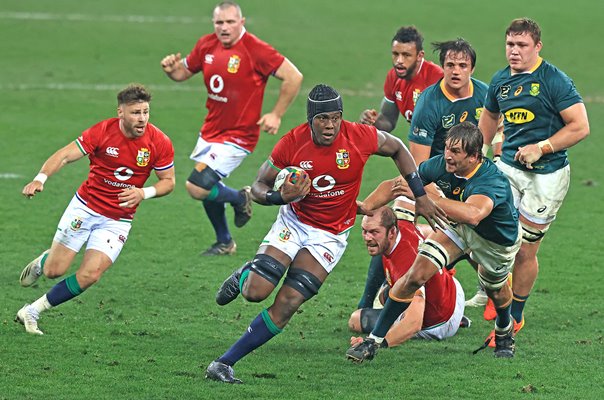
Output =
[
  {"x1": 357, "y1": 26, "x2": 443, "y2": 310},
  {"x1": 160, "y1": 1, "x2": 303, "y2": 256},
  {"x1": 348, "y1": 207, "x2": 465, "y2": 348},
  {"x1": 204, "y1": 84, "x2": 446, "y2": 384},
  {"x1": 16, "y1": 84, "x2": 175, "y2": 335},
  {"x1": 359, "y1": 26, "x2": 443, "y2": 132}
]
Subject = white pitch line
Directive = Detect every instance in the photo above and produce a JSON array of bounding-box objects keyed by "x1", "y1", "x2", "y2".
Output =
[
  {"x1": 0, "y1": 173, "x2": 24, "y2": 179},
  {"x1": 0, "y1": 82, "x2": 602, "y2": 103},
  {"x1": 0, "y1": 11, "x2": 209, "y2": 24}
]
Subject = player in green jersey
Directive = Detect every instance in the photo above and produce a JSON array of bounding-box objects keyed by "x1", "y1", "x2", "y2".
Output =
[
  {"x1": 478, "y1": 18, "x2": 590, "y2": 344},
  {"x1": 346, "y1": 121, "x2": 521, "y2": 361}
]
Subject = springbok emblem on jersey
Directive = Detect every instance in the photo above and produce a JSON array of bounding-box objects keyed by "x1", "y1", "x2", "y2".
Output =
[
  {"x1": 530, "y1": 83, "x2": 540, "y2": 96},
  {"x1": 336, "y1": 149, "x2": 350, "y2": 169},
  {"x1": 136, "y1": 148, "x2": 150, "y2": 167}
]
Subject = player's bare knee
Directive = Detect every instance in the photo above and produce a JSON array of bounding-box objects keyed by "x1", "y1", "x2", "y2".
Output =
[
  {"x1": 348, "y1": 310, "x2": 362, "y2": 332},
  {"x1": 185, "y1": 181, "x2": 209, "y2": 200}
]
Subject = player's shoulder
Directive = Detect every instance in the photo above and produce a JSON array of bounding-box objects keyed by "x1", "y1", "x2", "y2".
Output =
[
  {"x1": 241, "y1": 31, "x2": 278, "y2": 51},
  {"x1": 194, "y1": 33, "x2": 220, "y2": 50},
  {"x1": 424, "y1": 60, "x2": 443, "y2": 74},
  {"x1": 471, "y1": 77, "x2": 489, "y2": 95},
  {"x1": 537, "y1": 59, "x2": 572, "y2": 81},
  {"x1": 420, "y1": 80, "x2": 442, "y2": 97},
  {"x1": 146, "y1": 123, "x2": 173, "y2": 144},
  {"x1": 488, "y1": 66, "x2": 511, "y2": 85}
]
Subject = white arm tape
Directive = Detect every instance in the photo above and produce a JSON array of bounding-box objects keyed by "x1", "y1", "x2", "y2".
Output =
[
  {"x1": 34, "y1": 173, "x2": 48, "y2": 184},
  {"x1": 142, "y1": 186, "x2": 157, "y2": 200}
]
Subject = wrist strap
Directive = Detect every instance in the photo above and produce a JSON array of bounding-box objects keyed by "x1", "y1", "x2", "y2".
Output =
[
  {"x1": 142, "y1": 187, "x2": 157, "y2": 199},
  {"x1": 404, "y1": 172, "x2": 426, "y2": 198},
  {"x1": 537, "y1": 139, "x2": 555, "y2": 155},
  {"x1": 266, "y1": 190, "x2": 286, "y2": 205},
  {"x1": 34, "y1": 173, "x2": 48, "y2": 184}
]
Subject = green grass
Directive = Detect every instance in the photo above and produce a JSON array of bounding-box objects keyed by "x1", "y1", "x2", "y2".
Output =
[{"x1": 1, "y1": 0, "x2": 603, "y2": 399}]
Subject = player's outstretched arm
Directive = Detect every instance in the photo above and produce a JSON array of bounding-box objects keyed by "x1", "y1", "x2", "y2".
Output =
[
  {"x1": 22, "y1": 141, "x2": 85, "y2": 198},
  {"x1": 373, "y1": 99, "x2": 400, "y2": 132},
  {"x1": 258, "y1": 58, "x2": 303, "y2": 135},
  {"x1": 375, "y1": 130, "x2": 447, "y2": 230}
]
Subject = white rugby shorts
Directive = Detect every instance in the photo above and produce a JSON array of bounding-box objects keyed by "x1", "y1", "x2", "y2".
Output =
[
  {"x1": 261, "y1": 205, "x2": 349, "y2": 273},
  {"x1": 497, "y1": 161, "x2": 570, "y2": 224},
  {"x1": 189, "y1": 134, "x2": 250, "y2": 178},
  {"x1": 53, "y1": 196, "x2": 132, "y2": 263}
]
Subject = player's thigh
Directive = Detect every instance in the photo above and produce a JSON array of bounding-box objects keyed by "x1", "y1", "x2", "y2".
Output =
[
  {"x1": 189, "y1": 136, "x2": 249, "y2": 178},
  {"x1": 86, "y1": 218, "x2": 132, "y2": 264}
]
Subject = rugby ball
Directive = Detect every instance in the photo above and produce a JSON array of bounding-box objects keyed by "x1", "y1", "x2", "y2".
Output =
[{"x1": 273, "y1": 166, "x2": 305, "y2": 202}]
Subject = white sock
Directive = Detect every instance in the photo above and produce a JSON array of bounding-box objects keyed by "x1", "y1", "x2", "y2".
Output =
[
  {"x1": 368, "y1": 333, "x2": 384, "y2": 344},
  {"x1": 31, "y1": 294, "x2": 52, "y2": 314}
]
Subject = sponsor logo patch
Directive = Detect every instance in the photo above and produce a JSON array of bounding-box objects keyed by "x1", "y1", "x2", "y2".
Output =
[
  {"x1": 530, "y1": 83, "x2": 540, "y2": 96},
  {"x1": 504, "y1": 108, "x2": 535, "y2": 124},
  {"x1": 105, "y1": 147, "x2": 119, "y2": 157},
  {"x1": 499, "y1": 85, "x2": 511, "y2": 99},
  {"x1": 441, "y1": 114, "x2": 455, "y2": 129}
]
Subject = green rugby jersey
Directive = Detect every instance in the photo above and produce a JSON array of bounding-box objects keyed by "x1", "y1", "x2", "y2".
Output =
[
  {"x1": 484, "y1": 58, "x2": 582, "y2": 174},
  {"x1": 409, "y1": 78, "x2": 488, "y2": 157},
  {"x1": 419, "y1": 156, "x2": 519, "y2": 246}
]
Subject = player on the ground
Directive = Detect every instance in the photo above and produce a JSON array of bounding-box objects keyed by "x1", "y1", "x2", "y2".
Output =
[
  {"x1": 16, "y1": 84, "x2": 175, "y2": 335},
  {"x1": 346, "y1": 122, "x2": 521, "y2": 361},
  {"x1": 204, "y1": 84, "x2": 446, "y2": 384},
  {"x1": 358, "y1": 38, "x2": 488, "y2": 309},
  {"x1": 348, "y1": 207, "x2": 466, "y2": 348},
  {"x1": 161, "y1": 1, "x2": 303, "y2": 256},
  {"x1": 478, "y1": 18, "x2": 589, "y2": 345}
]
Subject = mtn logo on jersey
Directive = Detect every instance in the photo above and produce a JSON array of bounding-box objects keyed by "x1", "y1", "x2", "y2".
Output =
[
  {"x1": 505, "y1": 108, "x2": 535, "y2": 124},
  {"x1": 442, "y1": 114, "x2": 455, "y2": 129},
  {"x1": 530, "y1": 83, "x2": 540, "y2": 96},
  {"x1": 136, "y1": 148, "x2": 150, "y2": 167},
  {"x1": 336, "y1": 149, "x2": 350, "y2": 169},
  {"x1": 105, "y1": 147, "x2": 119, "y2": 157},
  {"x1": 227, "y1": 55, "x2": 241, "y2": 73},
  {"x1": 299, "y1": 161, "x2": 313, "y2": 170}
]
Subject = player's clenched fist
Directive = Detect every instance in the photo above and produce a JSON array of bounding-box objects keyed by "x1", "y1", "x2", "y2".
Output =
[
  {"x1": 359, "y1": 109, "x2": 378, "y2": 125},
  {"x1": 160, "y1": 53, "x2": 182, "y2": 73}
]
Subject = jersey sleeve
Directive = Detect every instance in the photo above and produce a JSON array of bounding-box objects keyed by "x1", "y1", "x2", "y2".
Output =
[
  {"x1": 269, "y1": 131, "x2": 295, "y2": 170},
  {"x1": 408, "y1": 88, "x2": 438, "y2": 146},
  {"x1": 550, "y1": 69, "x2": 583, "y2": 113},
  {"x1": 184, "y1": 37, "x2": 208, "y2": 74},
  {"x1": 250, "y1": 37, "x2": 285, "y2": 77},
  {"x1": 483, "y1": 73, "x2": 501, "y2": 113},
  {"x1": 76, "y1": 121, "x2": 105, "y2": 155},
  {"x1": 464, "y1": 177, "x2": 506, "y2": 208},
  {"x1": 417, "y1": 156, "x2": 443, "y2": 186},
  {"x1": 153, "y1": 131, "x2": 175, "y2": 171}
]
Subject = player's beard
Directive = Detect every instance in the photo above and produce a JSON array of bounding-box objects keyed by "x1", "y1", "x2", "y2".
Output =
[{"x1": 396, "y1": 59, "x2": 418, "y2": 80}]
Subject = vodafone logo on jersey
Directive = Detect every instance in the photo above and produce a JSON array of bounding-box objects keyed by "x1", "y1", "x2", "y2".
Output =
[
  {"x1": 208, "y1": 74, "x2": 228, "y2": 103},
  {"x1": 105, "y1": 147, "x2": 119, "y2": 157},
  {"x1": 310, "y1": 174, "x2": 345, "y2": 199},
  {"x1": 114, "y1": 167, "x2": 134, "y2": 181}
]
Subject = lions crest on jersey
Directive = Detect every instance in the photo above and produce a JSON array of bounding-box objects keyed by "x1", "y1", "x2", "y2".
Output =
[
  {"x1": 336, "y1": 149, "x2": 350, "y2": 169},
  {"x1": 136, "y1": 148, "x2": 150, "y2": 167},
  {"x1": 227, "y1": 55, "x2": 241, "y2": 73}
]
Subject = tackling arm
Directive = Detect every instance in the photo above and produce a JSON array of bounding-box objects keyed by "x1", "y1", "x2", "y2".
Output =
[
  {"x1": 375, "y1": 130, "x2": 447, "y2": 229},
  {"x1": 430, "y1": 193, "x2": 494, "y2": 226},
  {"x1": 257, "y1": 58, "x2": 303, "y2": 135},
  {"x1": 22, "y1": 141, "x2": 86, "y2": 198}
]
